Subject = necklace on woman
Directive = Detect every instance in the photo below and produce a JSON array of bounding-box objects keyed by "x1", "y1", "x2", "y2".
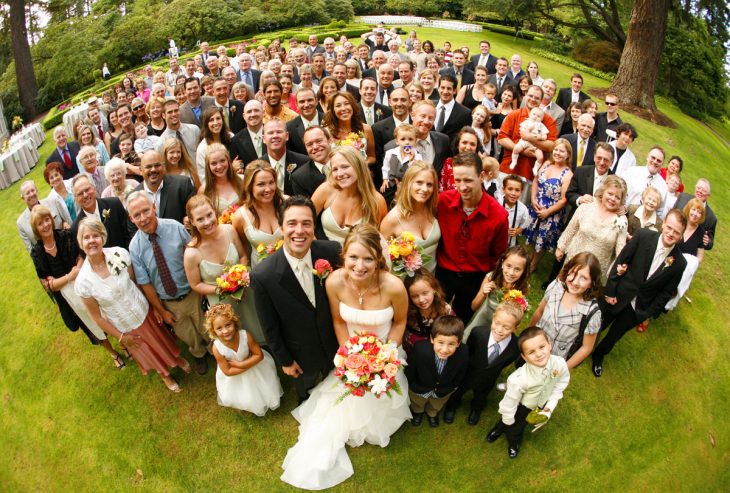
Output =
[
  {"x1": 44, "y1": 242, "x2": 57, "y2": 252},
  {"x1": 347, "y1": 275, "x2": 374, "y2": 307}
]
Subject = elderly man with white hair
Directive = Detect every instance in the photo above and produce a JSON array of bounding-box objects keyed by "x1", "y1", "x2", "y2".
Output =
[
  {"x1": 562, "y1": 113, "x2": 596, "y2": 169},
  {"x1": 17, "y1": 180, "x2": 71, "y2": 252},
  {"x1": 46, "y1": 126, "x2": 81, "y2": 180},
  {"x1": 78, "y1": 145, "x2": 108, "y2": 195}
]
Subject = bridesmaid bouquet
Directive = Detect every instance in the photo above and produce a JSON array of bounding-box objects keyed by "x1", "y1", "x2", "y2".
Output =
[
  {"x1": 215, "y1": 264, "x2": 251, "y2": 301},
  {"x1": 388, "y1": 232, "x2": 431, "y2": 278},
  {"x1": 502, "y1": 289, "x2": 529, "y2": 311},
  {"x1": 333, "y1": 332, "x2": 403, "y2": 403},
  {"x1": 256, "y1": 239, "x2": 283, "y2": 262},
  {"x1": 218, "y1": 203, "x2": 240, "y2": 225},
  {"x1": 334, "y1": 132, "x2": 367, "y2": 158}
]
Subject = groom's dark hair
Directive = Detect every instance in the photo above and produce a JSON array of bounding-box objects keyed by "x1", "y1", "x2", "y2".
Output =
[{"x1": 279, "y1": 195, "x2": 317, "y2": 226}]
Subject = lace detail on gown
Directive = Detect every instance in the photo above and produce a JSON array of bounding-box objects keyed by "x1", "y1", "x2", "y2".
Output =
[{"x1": 280, "y1": 303, "x2": 411, "y2": 490}]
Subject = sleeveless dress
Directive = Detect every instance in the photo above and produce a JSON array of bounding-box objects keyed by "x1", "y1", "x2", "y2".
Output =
[
  {"x1": 461, "y1": 84, "x2": 482, "y2": 110},
  {"x1": 464, "y1": 271, "x2": 501, "y2": 339},
  {"x1": 393, "y1": 210, "x2": 441, "y2": 273},
  {"x1": 240, "y1": 209, "x2": 282, "y2": 268},
  {"x1": 525, "y1": 166, "x2": 570, "y2": 252},
  {"x1": 213, "y1": 330, "x2": 283, "y2": 415},
  {"x1": 321, "y1": 207, "x2": 360, "y2": 245},
  {"x1": 280, "y1": 303, "x2": 411, "y2": 490},
  {"x1": 199, "y1": 241, "x2": 267, "y2": 345}
]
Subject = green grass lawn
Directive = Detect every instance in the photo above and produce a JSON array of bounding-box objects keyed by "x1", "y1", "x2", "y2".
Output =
[{"x1": 1, "y1": 27, "x2": 729, "y2": 492}]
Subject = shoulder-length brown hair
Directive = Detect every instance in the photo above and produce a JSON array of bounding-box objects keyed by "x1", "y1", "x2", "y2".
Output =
[
  {"x1": 242, "y1": 160, "x2": 283, "y2": 228},
  {"x1": 394, "y1": 161, "x2": 438, "y2": 219},
  {"x1": 200, "y1": 107, "x2": 232, "y2": 147},
  {"x1": 404, "y1": 268, "x2": 449, "y2": 327},
  {"x1": 558, "y1": 251, "x2": 602, "y2": 301}
]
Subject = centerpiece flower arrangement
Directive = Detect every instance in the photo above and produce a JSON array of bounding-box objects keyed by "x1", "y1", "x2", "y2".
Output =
[{"x1": 333, "y1": 331, "x2": 403, "y2": 403}]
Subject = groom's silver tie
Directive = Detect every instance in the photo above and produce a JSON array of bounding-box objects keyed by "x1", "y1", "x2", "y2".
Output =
[{"x1": 297, "y1": 260, "x2": 316, "y2": 307}]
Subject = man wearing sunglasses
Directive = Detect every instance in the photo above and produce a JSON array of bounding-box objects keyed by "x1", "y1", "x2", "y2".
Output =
[{"x1": 594, "y1": 94, "x2": 623, "y2": 143}]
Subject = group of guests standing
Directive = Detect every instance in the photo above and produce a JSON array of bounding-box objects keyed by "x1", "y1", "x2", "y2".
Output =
[{"x1": 16, "y1": 28, "x2": 718, "y2": 489}]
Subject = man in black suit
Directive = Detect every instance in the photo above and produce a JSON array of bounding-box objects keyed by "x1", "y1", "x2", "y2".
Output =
[
  {"x1": 673, "y1": 178, "x2": 717, "y2": 250},
  {"x1": 71, "y1": 174, "x2": 134, "y2": 249},
  {"x1": 562, "y1": 113, "x2": 597, "y2": 169},
  {"x1": 384, "y1": 100, "x2": 452, "y2": 179},
  {"x1": 286, "y1": 88, "x2": 323, "y2": 155},
  {"x1": 594, "y1": 93, "x2": 622, "y2": 142},
  {"x1": 469, "y1": 40, "x2": 498, "y2": 74},
  {"x1": 262, "y1": 120, "x2": 309, "y2": 196},
  {"x1": 486, "y1": 57, "x2": 511, "y2": 100},
  {"x1": 212, "y1": 78, "x2": 245, "y2": 134},
  {"x1": 230, "y1": 100, "x2": 265, "y2": 169},
  {"x1": 434, "y1": 75, "x2": 472, "y2": 141},
  {"x1": 362, "y1": 50, "x2": 387, "y2": 80},
  {"x1": 179, "y1": 77, "x2": 215, "y2": 127},
  {"x1": 443, "y1": 320, "x2": 519, "y2": 426},
  {"x1": 46, "y1": 126, "x2": 81, "y2": 180},
  {"x1": 372, "y1": 87, "x2": 411, "y2": 188},
  {"x1": 331, "y1": 63, "x2": 360, "y2": 102},
  {"x1": 438, "y1": 51, "x2": 475, "y2": 91},
  {"x1": 565, "y1": 142, "x2": 615, "y2": 219},
  {"x1": 359, "y1": 77, "x2": 392, "y2": 127},
  {"x1": 236, "y1": 53, "x2": 261, "y2": 94},
  {"x1": 252, "y1": 196, "x2": 341, "y2": 403},
  {"x1": 592, "y1": 210, "x2": 688, "y2": 377},
  {"x1": 133, "y1": 151, "x2": 195, "y2": 224},
  {"x1": 292, "y1": 126, "x2": 331, "y2": 198},
  {"x1": 556, "y1": 73, "x2": 591, "y2": 112},
  {"x1": 375, "y1": 64, "x2": 396, "y2": 106}
]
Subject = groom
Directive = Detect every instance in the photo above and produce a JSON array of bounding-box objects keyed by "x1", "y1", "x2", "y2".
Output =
[{"x1": 252, "y1": 196, "x2": 341, "y2": 403}]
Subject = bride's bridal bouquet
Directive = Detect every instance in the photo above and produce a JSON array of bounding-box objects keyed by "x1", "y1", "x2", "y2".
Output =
[{"x1": 333, "y1": 332, "x2": 403, "y2": 403}]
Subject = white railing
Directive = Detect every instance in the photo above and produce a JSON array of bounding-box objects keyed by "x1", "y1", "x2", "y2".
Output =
[{"x1": 359, "y1": 16, "x2": 482, "y2": 32}]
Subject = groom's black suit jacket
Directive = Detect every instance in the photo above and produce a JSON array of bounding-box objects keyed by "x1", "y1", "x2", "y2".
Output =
[{"x1": 252, "y1": 240, "x2": 341, "y2": 372}]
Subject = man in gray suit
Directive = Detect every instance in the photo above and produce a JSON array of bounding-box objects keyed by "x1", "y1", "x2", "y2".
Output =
[
  {"x1": 179, "y1": 77, "x2": 215, "y2": 128},
  {"x1": 16, "y1": 180, "x2": 71, "y2": 252}
]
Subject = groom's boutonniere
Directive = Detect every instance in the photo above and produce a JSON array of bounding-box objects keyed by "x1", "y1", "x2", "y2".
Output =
[
  {"x1": 664, "y1": 256, "x2": 674, "y2": 269},
  {"x1": 287, "y1": 163, "x2": 297, "y2": 175},
  {"x1": 102, "y1": 209, "x2": 111, "y2": 221},
  {"x1": 375, "y1": 108, "x2": 383, "y2": 119},
  {"x1": 312, "y1": 259, "x2": 333, "y2": 285},
  {"x1": 230, "y1": 105, "x2": 237, "y2": 114}
]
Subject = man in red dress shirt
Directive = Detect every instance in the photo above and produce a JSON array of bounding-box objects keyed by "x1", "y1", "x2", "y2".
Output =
[
  {"x1": 498, "y1": 85, "x2": 558, "y2": 200},
  {"x1": 437, "y1": 152, "x2": 509, "y2": 322}
]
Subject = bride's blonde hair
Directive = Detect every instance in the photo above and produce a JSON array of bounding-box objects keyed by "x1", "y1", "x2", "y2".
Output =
[{"x1": 342, "y1": 224, "x2": 388, "y2": 272}]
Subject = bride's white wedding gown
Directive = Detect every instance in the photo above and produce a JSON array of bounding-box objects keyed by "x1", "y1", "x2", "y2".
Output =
[{"x1": 280, "y1": 302, "x2": 412, "y2": 490}]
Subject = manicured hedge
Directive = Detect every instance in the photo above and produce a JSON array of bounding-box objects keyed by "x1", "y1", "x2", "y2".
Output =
[{"x1": 529, "y1": 48, "x2": 615, "y2": 81}]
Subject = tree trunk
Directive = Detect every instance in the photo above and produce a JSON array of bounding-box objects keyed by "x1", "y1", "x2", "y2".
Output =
[
  {"x1": 9, "y1": 0, "x2": 38, "y2": 120},
  {"x1": 609, "y1": 0, "x2": 670, "y2": 110}
]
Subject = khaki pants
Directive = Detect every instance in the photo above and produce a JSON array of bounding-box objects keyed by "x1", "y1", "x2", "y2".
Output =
[
  {"x1": 162, "y1": 291, "x2": 209, "y2": 358},
  {"x1": 409, "y1": 390, "x2": 455, "y2": 417}
]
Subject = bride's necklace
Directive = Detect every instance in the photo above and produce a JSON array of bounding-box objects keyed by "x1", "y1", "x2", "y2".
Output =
[{"x1": 347, "y1": 275, "x2": 375, "y2": 307}]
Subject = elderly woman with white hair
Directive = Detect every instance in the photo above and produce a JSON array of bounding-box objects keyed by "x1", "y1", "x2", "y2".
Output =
[
  {"x1": 76, "y1": 124, "x2": 110, "y2": 167},
  {"x1": 101, "y1": 157, "x2": 139, "y2": 208},
  {"x1": 75, "y1": 218, "x2": 191, "y2": 392},
  {"x1": 30, "y1": 206, "x2": 127, "y2": 368},
  {"x1": 150, "y1": 82, "x2": 167, "y2": 100}
]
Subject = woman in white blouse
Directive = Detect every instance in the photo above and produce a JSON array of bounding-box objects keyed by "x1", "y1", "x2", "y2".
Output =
[{"x1": 75, "y1": 218, "x2": 191, "y2": 392}]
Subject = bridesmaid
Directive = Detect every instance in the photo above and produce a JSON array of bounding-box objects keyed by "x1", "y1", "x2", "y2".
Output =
[
  {"x1": 232, "y1": 161, "x2": 283, "y2": 268},
  {"x1": 200, "y1": 143, "x2": 246, "y2": 214},
  {"x1": 380, "y1": 162, "x2": 440, "y2": 273},
  {"x1": 183, "y1": 195, "x2": 266, "y2": 345}
]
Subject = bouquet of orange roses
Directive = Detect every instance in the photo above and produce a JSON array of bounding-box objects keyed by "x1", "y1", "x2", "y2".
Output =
[
  {"x1": 218, "y1": 203, "x2": 240, "y2": 224},
  {"x1": 215, "y1": 264, "x2": 250, "y2": 301},
  {"x1": 333, "y1": 331, "x2": 403, "y2": 403}
]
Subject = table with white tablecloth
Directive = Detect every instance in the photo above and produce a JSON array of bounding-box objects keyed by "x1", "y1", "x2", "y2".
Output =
[
  {"x1": 9, "y1": 123, "x2": 45, "y2": 149},
  {"x1": 0, "y1": 139, "x2": 41, "y2": 190},
  {"x1": 62, "y1": 104, "x2": 89, "y2": 138}
]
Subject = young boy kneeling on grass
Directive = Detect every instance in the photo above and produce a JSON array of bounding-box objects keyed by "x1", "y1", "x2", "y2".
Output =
[
  {"x1": 486, "y1": 326, "x2": 570, "y2": 459},
  {"x1": 406, "y1": 315, "x2": 469, "y2": 428}
]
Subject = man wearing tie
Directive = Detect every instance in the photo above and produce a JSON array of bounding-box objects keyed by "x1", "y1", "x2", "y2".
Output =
[
  {"x1": 469, "y1": 40, "x2": 498, "y2": 74},
  {"x1": 376, "y1": 64, "x2": 396, "y2": 106},
  {"x1": 487, "y1": 58, "x2": 511, "y2": 100},
  {"x1": 287, "y1": 88, "x2": 324, "y2": 155},
  {"x1": 212, "y1": 78, "x2": 245, "y2": 133},
  {"x1": 236, "y1": 53, "x2": 261, "y2": 94},
  {"x1": 562, "y1": 114, "x2": 596, "y2": 169},
  {"x1": 77, "y1": 146, "x2": 108, "y2": 195},
  {"x1": 87, "y1": 106, "x2": 107, "y2": 141},
  {"x1": 592, "y1": 209, "x2": 688, "y2": 377},
  {"x1": 434, "y1": 75, "x2": 474, "y2": 141},
  {"x1": 439, "y1": 51, "x2": 475, "y2": 92},
  {"x1": 46, "y1": 126, "x2": 81, "y2": 180},
  {"x1": 359, "y1": 77, "x2": 392, "y2": 127},
  {"x1": 230, "y1": 100, "x2": 266, "y2": 170},
  {"x1": 261, "y1": 120, "x2": 309, "y2": 195}
]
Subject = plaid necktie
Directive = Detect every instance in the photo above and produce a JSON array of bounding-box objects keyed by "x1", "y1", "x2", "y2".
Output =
[{"x1": 149, "y1": 233, "x2": 177, "y2": 297}]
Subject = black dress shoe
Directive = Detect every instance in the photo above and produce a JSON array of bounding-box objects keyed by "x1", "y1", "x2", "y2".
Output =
[
  {"x1": 508, "y1": 445, "x2": 520, "y2": 458},
  {"x1": 592, "y1": 361, "x2": 603, "y2": 378},
  {"x1": 486, "y1": 426, "x2": 502, "y2": 443},
  {"x1": 428, "y1": 415, "x2": 439, "y2": 428},
  {"x1": 411, "y1": 412, "x2": 424, "y2": 426},
  {"x1": 443, "y1": 409, "x2": 455, "y2": 424},
  {"x1": 194, "y1": 356, "x2": 208, "y2": 375},
  {"x1": 467, "y1": 410, "x2": 481, "y2": 426}
]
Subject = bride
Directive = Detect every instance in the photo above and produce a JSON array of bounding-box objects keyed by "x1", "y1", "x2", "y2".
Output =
[{"x1": 281, "y1": 224, "x2": 411, "y2": 490}]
